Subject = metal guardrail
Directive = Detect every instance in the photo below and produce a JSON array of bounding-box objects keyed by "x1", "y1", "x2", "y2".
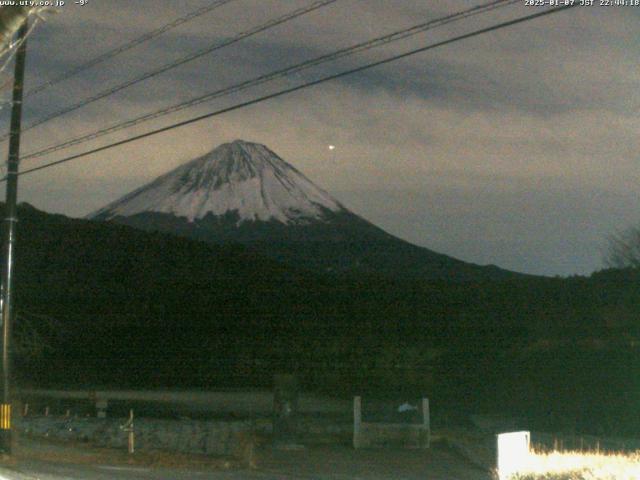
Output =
[{"x1": 18, "y1": 389, "x2": 351, "y2": 417}]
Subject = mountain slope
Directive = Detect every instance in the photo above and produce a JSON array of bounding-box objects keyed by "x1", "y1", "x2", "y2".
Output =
[
  {"x1": 91, "y1": 140, "x2": 344, "y2": 225},
  {"x1": 90, "y1": 139, "x2": 521, "y2": 281}
]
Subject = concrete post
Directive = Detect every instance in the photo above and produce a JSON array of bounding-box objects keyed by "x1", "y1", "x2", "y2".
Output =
[
  {"x1": 127, "y1": 409, "x2": 134, "y2": 454},
  {"x1": 273, "y1": 374, "x2": 299, "y2": 446},
  {"x1": 0, "y1": 17, "x2": 28, "y2": 455},
  {"x1": 96, "y1": 399, "x2": 108, "y2": 419},
  {"x1": 353, "y1": 396, "x2": 362, "y2": 449},
  {"x1": 421, "y1": 398, "x2": 430, "y2": 448}
]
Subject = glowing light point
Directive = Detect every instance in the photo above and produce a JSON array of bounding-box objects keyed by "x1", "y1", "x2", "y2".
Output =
[{"x1": 328, "y1": 145, "x2": 336, "y2": 151}]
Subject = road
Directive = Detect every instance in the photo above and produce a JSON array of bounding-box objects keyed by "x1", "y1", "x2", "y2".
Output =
[
  {"x1": 0, "y1": 444, "x2": 492, "y2": 480},
  {"x1": 2, "y1": 461, "x2": 265, "y2": 479}
]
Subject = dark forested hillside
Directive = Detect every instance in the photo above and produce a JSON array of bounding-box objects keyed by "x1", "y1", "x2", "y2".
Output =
[{"x1": 8, "y1": 203, "x2": 640, "y2": 436}]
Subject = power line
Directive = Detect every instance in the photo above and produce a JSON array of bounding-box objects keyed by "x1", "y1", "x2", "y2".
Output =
[
  {"x1": 0, "y1": 0, "x2": 338, "y2": 143},
  {"x1": 6, "y1": 5, "x2": 577, "y2": 182},
  {"x1": 16, "y1": 0, "x2": 237, "y2": 100},
  {"x1": 23, "y1": 0, "x2": 519, "y2": 162}
]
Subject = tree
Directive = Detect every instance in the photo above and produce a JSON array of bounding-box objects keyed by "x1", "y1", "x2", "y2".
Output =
[
  {"x1": 13, "y1": 310, "x2": 60, "y2": 360},
  {"x1": 605, "y1": 225, "x2": 640, "y2": 269}
]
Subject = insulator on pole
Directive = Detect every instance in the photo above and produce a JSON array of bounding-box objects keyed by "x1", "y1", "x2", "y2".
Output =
[{"x1": 0, "y1": 7, "x2": 32, "y2": 53}]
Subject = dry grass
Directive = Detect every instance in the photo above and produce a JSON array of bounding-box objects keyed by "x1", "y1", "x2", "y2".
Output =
[
  {"x1": 11, "y1": 435, "x2": 239, "y2": 471},
  {"x1": 505, "y1": 450, "x2": 640, "y2": 480}
]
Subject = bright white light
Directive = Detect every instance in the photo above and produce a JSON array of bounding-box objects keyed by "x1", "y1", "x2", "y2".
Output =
[
  {"x1": 497, "y1": 431, "x2": 531, "y2": 480},
  {"x1": 328, "y1": 145, "x2": 336, "y2": 151}
]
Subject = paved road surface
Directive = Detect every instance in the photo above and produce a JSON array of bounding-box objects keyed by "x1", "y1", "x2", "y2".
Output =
[
  {"x1": 3, "y1": 461, "x2": 263, "y2": 479},
  {"x1": 0, "y1": 444, "x2": 492, "y2": 480}
]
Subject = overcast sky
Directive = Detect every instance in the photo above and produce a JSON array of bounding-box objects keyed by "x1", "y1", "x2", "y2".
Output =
[{"x1": 1, "y1": 0, "x2": 638, "y2": 276}]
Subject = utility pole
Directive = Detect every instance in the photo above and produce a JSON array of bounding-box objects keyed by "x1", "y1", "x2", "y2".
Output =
[{"x1": 0, "y1": 17, "x2": 28, "y2": 454}]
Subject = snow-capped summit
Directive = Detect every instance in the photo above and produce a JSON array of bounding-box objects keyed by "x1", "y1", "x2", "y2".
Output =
[
  {"x1": 90, "y1": 139, "x2": 518, "y2": 281},
  {"x1": 90, "y1": 140, "x2": 344, "y2": 225}
]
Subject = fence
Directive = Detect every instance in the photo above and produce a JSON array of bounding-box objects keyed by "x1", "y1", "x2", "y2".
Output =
[
  {"x1": 353, "y1": 396, "x2": 430, "y2": 449},
  {"x1": 19, "y1": 388, "x2": 351, "y2": 419}
]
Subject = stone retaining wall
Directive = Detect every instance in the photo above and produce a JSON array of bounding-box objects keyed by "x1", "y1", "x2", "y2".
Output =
[
  {"x1": 16, "y1": 414, "x2": 353, "y2": 455},
  {"x1": 17, "y1": 415, "x2": 253, "y2": 456}
]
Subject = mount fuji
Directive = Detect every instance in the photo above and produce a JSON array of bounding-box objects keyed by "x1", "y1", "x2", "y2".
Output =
[{"x1": 89, "y1": 140, "x2": 516, "y2": 281}]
